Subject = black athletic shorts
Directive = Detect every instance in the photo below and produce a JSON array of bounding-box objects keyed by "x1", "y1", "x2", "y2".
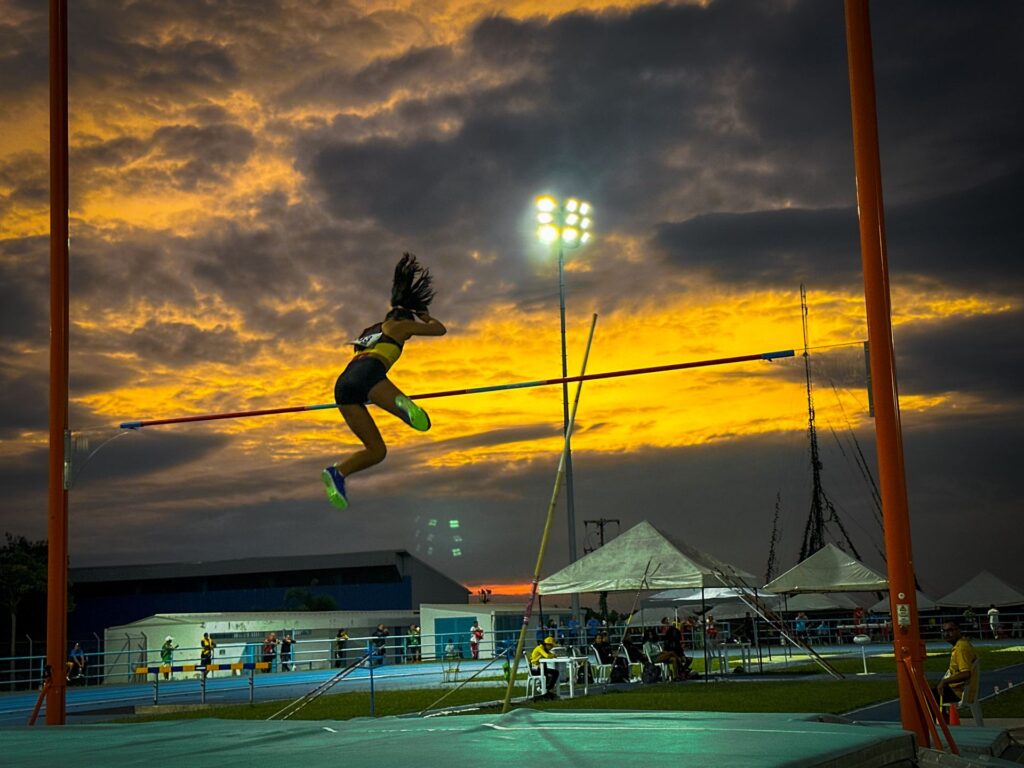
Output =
[{"x1": 335, "y1": 356, "x2": 388, "y2": 405}]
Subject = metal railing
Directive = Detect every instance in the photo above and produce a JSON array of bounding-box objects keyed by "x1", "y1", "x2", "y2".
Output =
[{"x1": 3, "y1": 611, "x2": 1020, "y2": 692}]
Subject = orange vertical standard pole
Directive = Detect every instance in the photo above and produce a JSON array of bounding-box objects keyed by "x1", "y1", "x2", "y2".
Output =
[
  {"x1": 843, "y1": 0, "x2": 928, "y2": 745},
  {"x1": 46, "y1": 0, "x2": 70, "y2": 725}
]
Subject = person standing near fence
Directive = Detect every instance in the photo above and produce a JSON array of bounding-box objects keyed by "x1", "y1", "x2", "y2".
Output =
[
  {"x1": 280, "y1": 633, "x2": 294, "y2": 671},
  {"x1": 469, "y1": 621, "x2": 484, "y2": 660},
  {"x1": 988, "y1": 604, "x2": 1000, "y2": 639},
  {"x1": 200, "y1": 633, "x2": 215, "y2": 679},
  {"x1": 407, "y1": 624, "x2": 421, "y2": 662},
  {"x1": 334, "y1": 628, "x2": 349, "y2": 668},
  {"x1": 373, "y1": 624, "x2": 389, "y2": 665},
  {"x1": 160, "y1": 636, "x2": 178, "y2": 680},
  {"x1": 261, "y1": 633, "x2": 278, "y2": 672}
]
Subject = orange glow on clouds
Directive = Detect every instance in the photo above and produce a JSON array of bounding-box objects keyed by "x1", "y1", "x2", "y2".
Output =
[{"x1": 66, "y1": 282, "x2": 1017, "y2": 496}]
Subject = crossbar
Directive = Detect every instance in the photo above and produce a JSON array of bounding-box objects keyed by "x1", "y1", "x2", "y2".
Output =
[{"x1": 119, "y1": 349, "x2": 794, "y2": 429}]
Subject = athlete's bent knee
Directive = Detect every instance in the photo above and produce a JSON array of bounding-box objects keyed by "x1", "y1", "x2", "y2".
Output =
[{"x1": 367, "y1": 444, "x2": 387, "y2": 466}]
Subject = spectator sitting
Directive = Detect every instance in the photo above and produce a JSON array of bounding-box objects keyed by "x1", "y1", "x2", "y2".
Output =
[
  {"x1": 593, "y1": 631, "x2": 613, "y2": 664},
  {"x1": 529, "y1": 636, "x2": 559, "y2": 699},
  {"x1": 642, "y1": 629, "x2": 685, "y2": 682},
  {"x1": 621, "y1": 629, "x2": 645, "y2": 663},
  {"x1": 444, "y1": 637, "x2": 459, "y2": 660},
  {"x1": 933, "y1": 621, "x2": 979, "y2": 722},
  {"x1": 67, "y1": 643, "x2": 86, "y2": 683},
  {"x1": 661, "y1": 620, "x2": 694, "y2": 679}
]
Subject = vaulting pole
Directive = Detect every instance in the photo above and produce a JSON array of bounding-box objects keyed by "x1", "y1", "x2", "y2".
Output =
[
  {"x1": 501, "y1": 314, "x2": 598, "y2": 714},
  {"x1": 844, "y1": 0, "x2": 929, "y2": 746},
  {"x1": 46, "y1": 0, "x2": 70, "y2": 726},
  {"x1": 118, "y1": 349, "x2": 794, "y2": 429}
]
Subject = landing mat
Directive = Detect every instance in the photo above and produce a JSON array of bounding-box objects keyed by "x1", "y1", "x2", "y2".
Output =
[{"x1": 4, "y1": 709, "x2": 918, "y2": 768}]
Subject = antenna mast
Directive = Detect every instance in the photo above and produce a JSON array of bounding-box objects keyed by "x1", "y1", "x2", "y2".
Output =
[{"x1": 798, "y1": 285, "x2": 862, "y2": 562}]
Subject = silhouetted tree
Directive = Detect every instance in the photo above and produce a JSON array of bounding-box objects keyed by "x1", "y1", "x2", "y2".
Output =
[{"x1": 0, "y1": 533, "x2": 47, "y2": 683}]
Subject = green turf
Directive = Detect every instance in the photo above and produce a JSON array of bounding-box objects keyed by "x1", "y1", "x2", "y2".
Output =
[
  {"x1": 125, "y1": 678, "x2": 900, "y2": 723},
  {"x1": 982, "y1": 684, "x2": 1024, "y2": 718},
  {"x1": 748, "y1": 646, "x2": 1024, "y2": 676},
  {"x1": 122, "y1": 646, "x2": 1024, "y2": 724}
]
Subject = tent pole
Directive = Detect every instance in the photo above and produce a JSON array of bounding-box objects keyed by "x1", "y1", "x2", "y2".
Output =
[
  {"x1": 537, "y1": 594, "x2": 544, "y2": 639},
  {"x1": 701, "y1": 587, "x2": 708, "y2": 683},
  {"x1": 754, "y1": 588, "x2": 764, "y2": 674}
]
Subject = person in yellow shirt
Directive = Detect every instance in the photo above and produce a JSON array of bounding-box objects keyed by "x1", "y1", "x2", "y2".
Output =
[
  {"x1": 529, "y1": 636, "x2": 559, "y2": 699},
  {"x1": 934, "y1": 622, "x2": 979, "y2": 717}
]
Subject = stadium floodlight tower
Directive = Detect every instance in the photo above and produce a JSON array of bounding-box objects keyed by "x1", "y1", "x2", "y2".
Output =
[{"x1": 535, "y1": 193, "x2": 593, "y2": 633}]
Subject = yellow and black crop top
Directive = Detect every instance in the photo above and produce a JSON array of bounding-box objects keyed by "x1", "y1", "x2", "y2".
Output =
[{"x1": 352, "y1": 322, "x2": 404, "y2": 370}]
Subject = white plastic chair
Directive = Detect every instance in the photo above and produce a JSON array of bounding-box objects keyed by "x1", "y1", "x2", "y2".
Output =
[
  {"x1": 589, "y1": 645, "x2": 612, "y2": 683},
  {"x1": 957, "y1": 658, "x2": 984, "y2": 727},
  {"x1": 618, "y1": 644, "x2": 643, "y2": 682},
  {"x1": 524, "y1": 653, "x2": 547, "y2": 698}
]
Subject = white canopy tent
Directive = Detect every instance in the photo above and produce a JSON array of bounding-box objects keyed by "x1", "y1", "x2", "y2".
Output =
[
  {"x1": 764, "y1": 543, "x2": 888, "y2": 594},
  {"x1": 784, "y1": 592, "x2": 866, "y2": 612},
  {"x1": 537, "y1": 521, "x2": 756, "y2": 595},
  {"x1": 872, "y1": 591, "x2": 936, "y2": 613},
  {"x1": 647, "y1": 587, "x2": 781, "y2": 604},
  {"x1": 936, "y1": 571, "x2": 1024, "y2": 608}
]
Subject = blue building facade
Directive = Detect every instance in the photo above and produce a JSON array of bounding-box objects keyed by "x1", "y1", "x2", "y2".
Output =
[{"x1": 69, "y1": 550, "x2": 467, "y2": 640}]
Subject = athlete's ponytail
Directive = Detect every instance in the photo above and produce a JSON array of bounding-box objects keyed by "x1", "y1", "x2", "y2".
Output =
[{"x1": 390, "y1": 253, "x2": 435, "y2": 313}]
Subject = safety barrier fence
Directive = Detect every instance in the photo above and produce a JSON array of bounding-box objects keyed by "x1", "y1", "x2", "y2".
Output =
[{"x1": 3, "y1": 612, "x2": 1020, "y2": 693}]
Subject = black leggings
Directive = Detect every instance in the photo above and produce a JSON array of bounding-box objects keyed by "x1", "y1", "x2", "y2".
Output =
[{"x1": 335, "y1": 356, "x2": 387, "y2": 405}]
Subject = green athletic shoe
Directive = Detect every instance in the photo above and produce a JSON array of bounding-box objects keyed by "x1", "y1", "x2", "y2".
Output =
[
  {"x1": 395, "y1": 395, "x2": 431, "y2": 431},
  {"x1": 321, "y1": 466, "x2": 349, "y2": 510}
]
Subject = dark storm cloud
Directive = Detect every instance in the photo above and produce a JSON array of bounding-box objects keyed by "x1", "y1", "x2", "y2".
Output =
[
  {"x1": 653, "y1": 168, "x2": 1024, "y2": 291},
  {"x1": 0, "y1": 152, "x2": 49, "y2": 221},
  {"x1": 296, "y1": 0, "x2": 1023, "y2": 311},
  {"x1": 73, "y1": 123, "x2": 257, "y2": 193},
  {"x1": 72, "y1": 430, "x2": 231, "y2": 483},
  {"x1": 298, "y1": 1, "x2": 854, "y2": 253},
  {"x1": 870, "y1": 1, "x2": 1024, "y2": 201},
  {"x1": 0, "y1": 369, "x2": 49, "y2": 440},
  {"x1": 125, "y1": 319, "x2": 250, "y2": 366},
  {"x1": 655, "y1": 205, "x2": 859, "y2": 287},
  {"x1": 0, "y1": 1, "x2": 46, "y2": 100},
  {"x1": 0, "y1": 431, "x2": 232, "y2": 541},
  {"x1": 282, "y1": 44, "x2": 458, "y2": 109},
  {"x1": 0, "y1": 235, "x2": 48, "y2": 341},
  {"x1": 69, "y1": 4, "x2": 241, "y2": 98},
  {"x1": 427, "y1": 424, "x2": 561, "y2": 455},
  {"x1": 895, "y1": 309, "x2": 1024, "y2": 402}
]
